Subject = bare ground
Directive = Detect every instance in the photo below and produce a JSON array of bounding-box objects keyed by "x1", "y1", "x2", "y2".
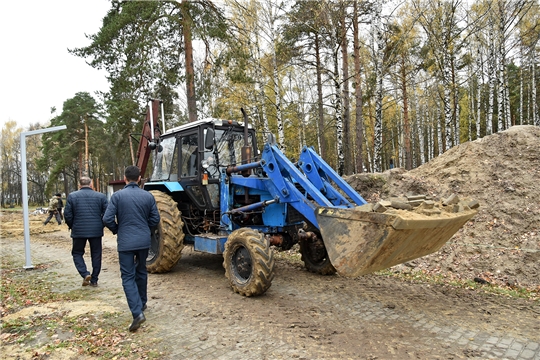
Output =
[{"x1": 1, "y1": 221, "x2": 539, "y2": 359}]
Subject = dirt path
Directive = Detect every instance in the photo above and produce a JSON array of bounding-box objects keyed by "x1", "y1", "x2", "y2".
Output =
[{"x1": 2, "y1": 224, "x2": 539, "y2": 359}]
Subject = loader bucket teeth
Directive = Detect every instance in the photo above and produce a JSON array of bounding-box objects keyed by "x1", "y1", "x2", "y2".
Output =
[{"x1": 315, "y1": 204, "x2": 477, "y2": 277}]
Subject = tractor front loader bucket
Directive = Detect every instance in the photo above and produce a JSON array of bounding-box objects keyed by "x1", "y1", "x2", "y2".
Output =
[{"x1": 316, "y1": 204, "x2": 477, "y2": 277}]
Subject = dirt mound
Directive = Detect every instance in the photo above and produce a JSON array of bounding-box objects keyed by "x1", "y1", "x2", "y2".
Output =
[{"x1": 346, "y1": 125, "x2": 540, "y2": 288}]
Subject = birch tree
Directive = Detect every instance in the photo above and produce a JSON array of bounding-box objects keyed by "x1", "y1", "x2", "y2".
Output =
[
  {"x1": 414, "y1": 0, "x2": 477, "y2": 152},
  {"x1": 372, "y1": 0, "x2": 384, "y2": 172},
  {"x1": 257, "y1": 0, "x2": 286, "y2": 152}
]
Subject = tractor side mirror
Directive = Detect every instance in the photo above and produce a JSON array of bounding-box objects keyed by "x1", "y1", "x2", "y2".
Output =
[{"x1": 205, "y1": 128, "x2": 215, "y2": 150}]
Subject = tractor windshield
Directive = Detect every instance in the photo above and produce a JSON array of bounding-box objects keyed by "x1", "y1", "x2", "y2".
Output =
[{"x1": 151, "y1": 136, "x2": 177, "y2": 181}]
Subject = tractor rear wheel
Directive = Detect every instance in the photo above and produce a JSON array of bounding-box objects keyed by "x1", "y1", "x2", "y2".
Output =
[
  {"x1": 223, "y1": 228, "x2": 275, "y2": 296},
  {"x1": 299, "y1": 231, "x2": 336, "y2": 275},
  {"x1": 147, "y1": 191, "x2": 184, "y2": 273}
]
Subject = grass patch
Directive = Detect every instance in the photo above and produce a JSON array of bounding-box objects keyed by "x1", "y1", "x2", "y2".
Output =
[
  {"x1": 0, "y1": 257, "x2": 164, "y2": 359},
  {"x1": 375, "y1": 269, "x2": 539, "y2": 302},
  {"x1": 2, "y1": 311, "x2": 163, "y2": 359},
  {"x1": 0, "y1": 260, "x2": 82, "y2": 314}
]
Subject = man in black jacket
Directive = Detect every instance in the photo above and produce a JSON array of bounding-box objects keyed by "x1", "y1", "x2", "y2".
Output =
[
  {"x1": 64, "y1": 177, "x2": 108, "y2": 287},
  {"x1": 103, "y1": 166, "x2": 160, "y2": 332}
]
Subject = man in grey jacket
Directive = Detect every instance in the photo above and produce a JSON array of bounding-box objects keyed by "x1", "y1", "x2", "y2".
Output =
[
  {"x1": 103, "y1": 165, "x2": 160, "y2": 332},
  {"x1": 64, "y1": 177, "x2": 108, "y2": 287}
]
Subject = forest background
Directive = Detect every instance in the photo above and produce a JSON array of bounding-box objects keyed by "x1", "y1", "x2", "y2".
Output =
[{"x1": 1, "y1": 0, "x2": 539, "y2": 207}]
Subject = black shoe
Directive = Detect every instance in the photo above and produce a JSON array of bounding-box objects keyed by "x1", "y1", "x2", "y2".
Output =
[
  {"x1": 129, "y1": 313, "x2": 146, "y2": 332},
  {"x1": 90, "y1": 282, "x2": 98, "y2": 287}
]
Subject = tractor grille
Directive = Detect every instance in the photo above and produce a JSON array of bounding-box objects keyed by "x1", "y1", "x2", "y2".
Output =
[{"x1": 287, "y1": 205, "x2": 305, "y2": 224}]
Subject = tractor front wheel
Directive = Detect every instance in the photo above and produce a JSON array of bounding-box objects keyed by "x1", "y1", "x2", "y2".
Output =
[
  {"x1": 299, "y1": 231, "x2": 336, "y2": 275},
  {"x1": 147, "y1": 191, "x2": 184, "y2": 273},
  {"x1": 223, "y1": 228, "x2": 275, "y2": 296}
]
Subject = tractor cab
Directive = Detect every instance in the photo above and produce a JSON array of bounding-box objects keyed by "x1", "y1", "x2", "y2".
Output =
[{"x1": 145, "y1": 118, "x2": 257, "y2": 236}]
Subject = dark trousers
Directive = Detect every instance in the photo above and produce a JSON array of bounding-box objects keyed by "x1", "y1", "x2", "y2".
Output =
[
  {"x1": 44, "y1": 211, "x2": 62, "y2": 225},
  {"x1": 72, "y1": 237, "x2": 102, "y2": 284},
  {"x1": 118, "y1": 249, "x2": 149, "y2": 319}
]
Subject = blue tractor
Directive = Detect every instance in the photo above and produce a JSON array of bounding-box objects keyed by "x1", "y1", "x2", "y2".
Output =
[{"x1": 135, "y1": 100, "x2": 477, "y2": 296}]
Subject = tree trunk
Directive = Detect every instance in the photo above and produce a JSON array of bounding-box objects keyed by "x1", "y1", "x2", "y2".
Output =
[
  {"x1": 401, "y1": 55, "x2": 411, "y2": 170},
  {"x1": 451, "y1": 54, "x2": 459, "y2": 146},
  {"x1": 497, "y1": 50, "x2": 504, "y2": 132},
  {"x1": 255, "y1": 33, "x2": 270, "y2": 143},
  {"x1": 341, "y1": 13, "x2": 352, "y2": 175},
  {"x1": 476, "y1": 47, "x2": 483, "y2": 138},
  {"x1": 533, "y1": 57, "x2": 539, "y2": 126},
  {"x1": 435, "y1": 106, "x2": 442, "y2": 157},
  {"x1": 315, "y1": 34, "x2": 326, "y2": 158},
  {"x1": 442, "y1": 40, "x2": 452, "y2": 152},
  {"x1": 63, "y1": 169, "x2": 69, "y2": 197},
  {"x1": 181, "y1": 1, "x2": 197, "y2": 123},
  {"x1": 418, "y1": 102, "x2": 425, "y2": 165},
  {"x1": 487, "y1": 21, "x2": 495, "y2": 135},
  {"x1": 519, "y1": 53, "x2": 523, "y2": 125},
  {"x1": 373, "y1": 0, "x2": 383, "y2": 172},
  {"x1": 498, "y1": 1, "x2": 512, "y2": 130},
  {"x1": 332, "y1": 28, "x2": 344, "y2": 176},
  {"x1": 353, "y1": 0, "x2": 364, "y2": 174},
  {"x1": 273, "y1": 48, "x2": 284, "y2": 152}
]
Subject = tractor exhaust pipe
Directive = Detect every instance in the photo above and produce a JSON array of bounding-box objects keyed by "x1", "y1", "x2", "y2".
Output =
[{"x1": 240, "y1": 108, "x2": 252, "y2": 177}]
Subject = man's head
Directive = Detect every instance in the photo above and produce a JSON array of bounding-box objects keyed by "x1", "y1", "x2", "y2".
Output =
[
  {"x1": 79, "y1": 177, "x2": 92, "y2": 187},
  {"x1": 124, "y1": 166, "x2": 141, "y2": 183},
  {"x1": 55, "y1": 193, "x2": 61, "y2": 197}
]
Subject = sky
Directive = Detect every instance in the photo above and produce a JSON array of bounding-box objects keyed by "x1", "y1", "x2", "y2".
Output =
[{"x1": 0, "y1": 0, "x2": 111, "y2": 130}]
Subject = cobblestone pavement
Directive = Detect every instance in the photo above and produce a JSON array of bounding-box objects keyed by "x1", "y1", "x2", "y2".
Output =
[
  {"x1": 3, "y1": 233, "x2": 538, "y2": 359},
  {"x1": 144, "y1": 249, "x2": 540, "y2": 360}
]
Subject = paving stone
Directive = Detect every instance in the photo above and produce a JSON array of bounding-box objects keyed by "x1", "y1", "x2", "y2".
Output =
[
  {"x1": 474, "y1": 333, "x2": 489, "y2": 341},
  {"x1": 520, "y1": 349, "x2": 536, "y2": 359},
  {"x1": 511, "y1": 342, "x2": 524, "y2": 351},
  {"x1": 480, "y1": 343, "x2": 494, "y2": 351},
  {"x1": 431, "y1": 326, "x2": 442, "y2": 333},
  {"x1": 504, "y1": 349, "x2": 520, "y2": 359},
  {"x1": 499, "y1": 337, "x2": 514, "y2": 346}
]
